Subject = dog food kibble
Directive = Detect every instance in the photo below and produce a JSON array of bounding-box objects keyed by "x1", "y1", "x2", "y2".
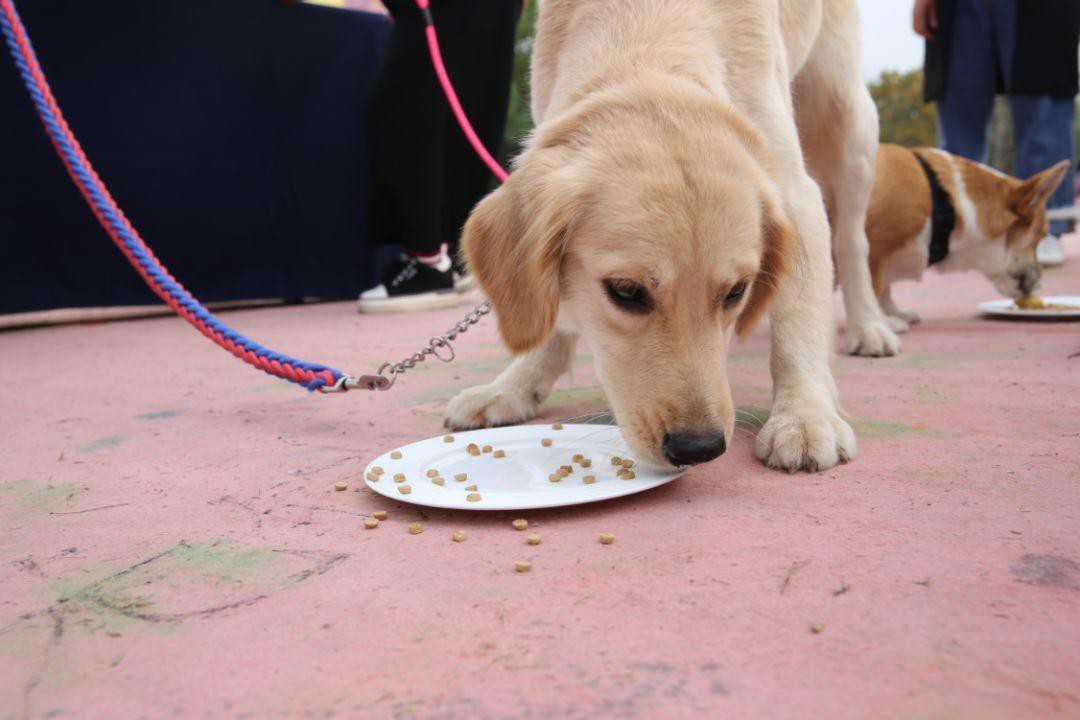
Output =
[
  {"x1": 618, "y1": 469, "x2": 636, "y2": 480},
  {"x1": 572, "y1": 454, "x2": 583, "y2": 463},
  {"x1": 512, "y1": 519, "x2": 529, "y2": 531},
  {"x1": 599, "y1": 533, "x2": 615, "y2": 544},
  {"x1": 334, "y1": 481, "x2": 348, "y2": 491},
  {"x1": 493, "y1": 449, "x2": 506, "y2": 458},
  {"x1": 398, "y1": 485, "x2": 412, "y2": 495},
  {"x1": 527, "y1": 533, "x2": 542, "y2": 545},
  {"x1": 394, "y1": 473, "x2": 406, "y2": 483},
  {"x1": 426, "y1": 469, "x2": 439, "y2": 478},
  {"x1": 515, "y1": 560, "x2": 532, "y2": 573},
  {"x1": 371, "y1": 466, "x2": 385, "y2": 475},
  {"x1": 560, "y1": 464, "x2": 573, "y2": 475},
  {"x1": 464, "y1": 484, "x2": 478, "y2": 491},
  {"x1": 452, "y1": 530, "x2": 467, "y2": 542},
  {"x1": 390, "y1": 450, "x2": 402, "y2": 460},
  {"x1": 621, "y1": 459, "x2": 636, "y2": 469},
  {"x1": 455, "y1": 473, "x2": 468, "y2": 482},
  {"x1": 482, "y1": 445, "x2": 493, "y2": 453},
  {"x1": 549, "y1": 474, "x2": 562, "y2": 483},
  {"x1": 364, "y1": 518, "x2": 380, "y2": 529},
  {"x1": 580, "y1": 459, "x2": 592, "y2": 468},
  {"x1": 431, "y1": 477, "x2": 445, "y2": 486},
  {"x1": 611, "y1": 456, "x2": 623, "y2": 466},
  {"x1": 552, "y1": 423, "x2": 564, "y2": 430},
  {"x1": 810, "y1": 621, "x2": 825, "y2": 634},
  {"x1": 443, "y1": 435, "x2": 454, "y2": 443},
  {"x1": 366, "y1": 472, "x2": 379, "y2": 482},
  {"x1": 583, "y1": 475, "x2": 597, "y2": 484},
  {"x1": 373, "y1": 510, "x2": 388, "y2": 520},
  {"x1": 541, "y1": 438, "x2": 552, "y2": 447},
  {"x1": 466, "y1": 492, "x2": 482, "y2": 502},
  {"x1": 408, "y1": 522, "x2": 423, "y2": 535},
  {"x1": 466, "y1": 443, "x2": 480, "y2": 456}
]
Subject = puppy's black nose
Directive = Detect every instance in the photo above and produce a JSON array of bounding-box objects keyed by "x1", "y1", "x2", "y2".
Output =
[{"x1": 662, "y1": 431, "x2": 726, "y2": 466}]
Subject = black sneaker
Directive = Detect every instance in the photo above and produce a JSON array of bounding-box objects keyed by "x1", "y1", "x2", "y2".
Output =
[{"x1": 357, "y1": 253, "x2": 459, "y2": 314}]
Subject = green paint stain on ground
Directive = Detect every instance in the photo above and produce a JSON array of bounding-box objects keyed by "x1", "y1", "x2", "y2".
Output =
[
  {"x1": 735, "y1": 406, "x2": 771, "y2": 428},
  {"x1": 913, "y1": 385, "x2": 948, "y2": 404},
  {"x1": 547, "y1": 387, "x2": 608, "y2": 407},
  {"x1": 135, "y1": 410, "x2": 181, "y2": 420},
  {"x1": 854, "y1": 418, "x2": 946, "y2": 438},
  {"x1": 728, "y1": 348, "x2": 770, "y2": 366},
  {"x1": 0, "y1": 478, "x2": 87, "y2": 513},
  {"x1": 79, "y1": 435, "x2": 124, "y2": 453}
]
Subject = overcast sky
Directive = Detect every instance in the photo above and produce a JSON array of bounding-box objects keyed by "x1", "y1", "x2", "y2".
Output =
[{"x1": 856, "y1": 0, "x2": 924, "y2": 81}]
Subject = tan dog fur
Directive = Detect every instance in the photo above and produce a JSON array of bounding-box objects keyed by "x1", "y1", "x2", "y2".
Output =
[
  {"x1": 866, "y1": 144, "x2": 1068, "y2": 330},
  {"x1": 447, "y1": 0, "x2": 886, "y2": 472}
]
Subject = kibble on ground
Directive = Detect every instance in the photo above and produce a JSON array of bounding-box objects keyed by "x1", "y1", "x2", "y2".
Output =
[
  {"x1": 512, "y1": 518, "x2": 528, "y2": 531},
  {"x1": 373, "y1": 510, "x2": 388, "y2": 520},
  {"x1": 408, "y1": 522, "x2": 423, "y2": 535},
  {"x1": 333, "y1": 481, "x2": 347, "y2": 491},
  {"x1": 599, "y1": 533, "x2": 615, "y2": 544},
  {"x1": 515, "y1": 560, "x2": 532, "y2": 573},
  {"x1": 452, "y1": 530, "x2": 467, "y2": 542},
  {"x1": 527, "y1": 533, "x2": 541, "y2": 545},
  {"x1": 363, "y1": 518, "x2": 379, "y2": 529}
]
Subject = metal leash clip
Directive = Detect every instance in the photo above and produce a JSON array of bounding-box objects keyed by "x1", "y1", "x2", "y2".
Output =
[{"x1": 319, "y1": 301, "x2": 492, "y2": 394}]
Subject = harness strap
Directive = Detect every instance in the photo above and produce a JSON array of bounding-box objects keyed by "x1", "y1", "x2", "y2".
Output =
[{"x1": 911, "y1": 150, "x2": 956, "y2": 266}]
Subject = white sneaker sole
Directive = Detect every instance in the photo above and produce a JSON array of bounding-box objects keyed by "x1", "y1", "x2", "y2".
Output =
[
  {"x1": 454, "y1": 273, "x2": 477, "y2": 293},
  {"x1": 357, "y1": 291, "x2": 461, "y2": 314}
]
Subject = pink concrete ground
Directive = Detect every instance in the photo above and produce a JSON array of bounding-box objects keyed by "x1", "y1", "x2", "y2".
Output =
[{"x1": 2, "y1": 242, "x2": 1079, "y2": 719}]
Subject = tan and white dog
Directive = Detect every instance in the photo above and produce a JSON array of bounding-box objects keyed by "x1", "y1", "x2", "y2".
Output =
[
  {"x1": 865, "y1": 143, "x2": 1069, "y2": 331},
  {"x1": 445, "y1": 0, "x2": 891, "y2": 472}
]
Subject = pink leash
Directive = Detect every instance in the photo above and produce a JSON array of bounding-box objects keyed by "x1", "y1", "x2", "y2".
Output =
[{"x1": 415, "y1": 0, "x2": 510, "y2": 182}]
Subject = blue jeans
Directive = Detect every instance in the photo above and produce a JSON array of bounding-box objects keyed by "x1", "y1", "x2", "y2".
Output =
[{"x1": 936, "y1": 0, "x2": 1077, "y2": 234}]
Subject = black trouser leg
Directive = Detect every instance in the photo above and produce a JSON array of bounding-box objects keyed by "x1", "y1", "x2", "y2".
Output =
[{"x1": 365, "y1": 0, "x2": 521, "y2": 256}]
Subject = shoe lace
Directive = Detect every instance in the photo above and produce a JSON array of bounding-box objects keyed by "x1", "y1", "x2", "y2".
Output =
[{"x1": 389, "y1": 257, "x2": 420, "y2": 289}]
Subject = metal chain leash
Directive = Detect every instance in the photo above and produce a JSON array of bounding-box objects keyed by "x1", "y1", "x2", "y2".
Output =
[{"x1": 319, "y1": 301, "x2": 492, "y2": 393}]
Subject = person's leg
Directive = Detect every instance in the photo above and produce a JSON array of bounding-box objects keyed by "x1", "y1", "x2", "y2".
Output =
[
  {"x1": 936, "y1": 0, "x2": 997, "y2": 161},
  {"x1": 359, "y1": 0, "x2": 458, "y2": 312},
  {"x1": 435, "y1": 0, "x2": 522, "y2": 282},
  {"x1": 1011, "y1": 94, "x2": 1076, "y2": 264}
]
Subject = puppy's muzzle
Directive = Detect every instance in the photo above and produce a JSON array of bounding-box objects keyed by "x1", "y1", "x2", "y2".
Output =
[{"x1": 662, "y1": 430, "x2": 727, "y2": 466}]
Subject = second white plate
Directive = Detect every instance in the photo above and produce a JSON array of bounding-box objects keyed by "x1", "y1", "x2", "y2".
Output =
[{"x1": 978, "y1": 295, "x2": 1080, "y2": 319}]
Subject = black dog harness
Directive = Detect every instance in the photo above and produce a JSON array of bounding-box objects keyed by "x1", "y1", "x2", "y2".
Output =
[{"x1": 911, "y1": 150, "x2": 955, "y2": 266}]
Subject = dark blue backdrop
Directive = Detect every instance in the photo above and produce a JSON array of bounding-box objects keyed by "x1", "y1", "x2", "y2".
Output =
[{"x1": 0, "y1": 0, "x2": 394, "y2": 313}]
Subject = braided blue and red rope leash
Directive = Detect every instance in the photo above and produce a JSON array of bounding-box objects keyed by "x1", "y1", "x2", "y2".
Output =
[
  {"x1": 1, "y1": 0, "x2": 510, "y2": 393},
  {"x1": 0, "y1": 0, "x2": 347, "y2": 391}
]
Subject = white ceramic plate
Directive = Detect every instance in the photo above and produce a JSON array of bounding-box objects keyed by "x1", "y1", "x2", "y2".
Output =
[
  {"x1": 363, "y1": 424, "x2": 683, "y2": 511},
  {"x1": 977, "y1": 295, "x2": 1080, "y2": 319}
]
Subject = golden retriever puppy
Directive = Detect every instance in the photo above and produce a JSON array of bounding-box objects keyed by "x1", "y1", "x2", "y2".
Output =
[{"x1": 447, "y1": 0, "x2": 885, "y2": 471}]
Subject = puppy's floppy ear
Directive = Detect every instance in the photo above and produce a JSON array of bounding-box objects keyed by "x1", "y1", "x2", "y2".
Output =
[
  {"x1": 1012, "y1": 160, "x2": 1070, "y2": 216},
  {"x1": 736, "y1": 193, "x2": 794, "y2": 337},
  {"x1": 462, "y1": 147, "x2": 577, "y2": 354}
]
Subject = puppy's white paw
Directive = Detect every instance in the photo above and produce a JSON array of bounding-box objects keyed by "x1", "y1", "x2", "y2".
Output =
[
  {"x1": 844, "y1": 320, "x2": 901, "y2": 357},
  {"x1": 755, "y1": 402, "x2": 857, "y2": 473},
  {"x1": 445, "y1": 383, "x2": 540, "y2": 430},
  {"x1": 885, "y1": 315, "x2": 910, "y2": 334}
]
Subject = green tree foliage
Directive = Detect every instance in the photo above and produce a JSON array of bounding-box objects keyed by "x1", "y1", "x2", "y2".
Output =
[
  {"x1": 500, "y1": 0, "x2": 539, "y2": 164},
  {"x1": 867, "y1": 69, "x2": 937, "y2": 148}
]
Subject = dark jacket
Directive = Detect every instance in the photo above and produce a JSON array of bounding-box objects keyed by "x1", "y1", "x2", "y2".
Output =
[{"x1": 924, "y1": 0, "x2": 1080, "y2": 102}]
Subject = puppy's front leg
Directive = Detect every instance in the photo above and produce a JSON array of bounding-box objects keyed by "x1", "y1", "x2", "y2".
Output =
[
  {"x1": 757, "y1": 176, "x2": 857, "y2": 472},
  {"x1": 445, "y1": 330, "x2": 577, "y2": 429}
]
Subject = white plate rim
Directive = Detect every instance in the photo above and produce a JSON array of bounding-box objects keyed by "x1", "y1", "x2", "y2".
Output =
[
  {"x1": 362, "y1": 424, "x2": 683, "y2": 511},
  {"x1": 977, "y1": 295, "x2": 1080, "y2": 319}
]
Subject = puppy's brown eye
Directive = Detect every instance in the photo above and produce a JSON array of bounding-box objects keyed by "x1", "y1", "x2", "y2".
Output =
[
  {"x1": 603, "y1": 279, "x2": 651, "y2": 313},
  {"x1": 723, "y1": 282, "x2": 747, "y2": 308}
]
